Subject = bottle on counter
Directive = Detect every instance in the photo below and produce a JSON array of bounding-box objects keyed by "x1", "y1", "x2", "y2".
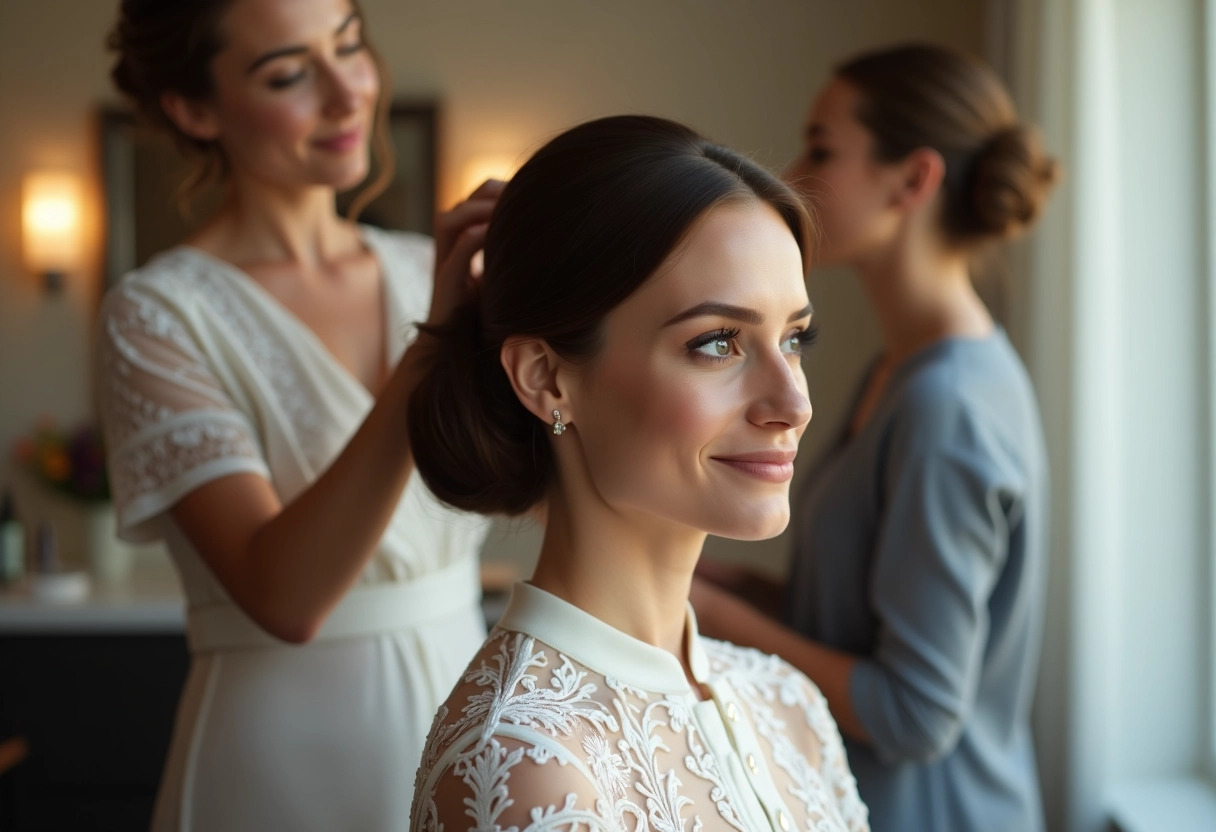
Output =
[
  {"x1": 33, "y1": 522, "x2": 59, "y2": 574},
  {"x1": 0, "y1": 488, "x2": 25, "y2": 584}
]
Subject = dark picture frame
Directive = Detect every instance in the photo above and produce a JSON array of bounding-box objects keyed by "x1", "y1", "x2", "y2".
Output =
[{"x1": 99, "y1": 100, "x2": 437, "y2": 289}]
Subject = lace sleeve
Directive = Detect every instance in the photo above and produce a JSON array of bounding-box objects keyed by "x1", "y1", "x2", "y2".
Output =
[
  {"x1": 96, "y1": 281, "x2": 269, "y2": 542},
  {"x1": 414, "y1": 734, "x2": 611, "y2": 832}
]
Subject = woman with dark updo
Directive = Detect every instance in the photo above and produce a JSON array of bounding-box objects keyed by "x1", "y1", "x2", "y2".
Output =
[
  {"x1": 407, "y1": 114, "x2": 869, "y2": 832},
  {"x1": 97, "y1": 1, "x2": 497, "y2": 828},
  {"x1": 691, "y1": 43, "x2": 1059, "y2": 832}
]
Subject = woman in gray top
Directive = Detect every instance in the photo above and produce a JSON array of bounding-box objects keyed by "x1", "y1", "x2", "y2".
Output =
[{"x1": 692, "y1": 43, "x2": 1059, "y2": 832}]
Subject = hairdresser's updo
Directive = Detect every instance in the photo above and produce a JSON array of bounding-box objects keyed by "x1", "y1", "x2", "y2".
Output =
[
  {"x1": 107, "y1": 0, "x2": 236, "y2": 187},
  {"x1": 107, "y1": 0, "x2": 391, "y2": 211},
  {"x1": 408, "y1": 115, "x2": 812, "y2": 516},
  {"x1": 836, "y1": 43, "x2": 1059, "y2": 245}
]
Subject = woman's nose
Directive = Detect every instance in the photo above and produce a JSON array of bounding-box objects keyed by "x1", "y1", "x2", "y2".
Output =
[
  {"x1": 322, "y1": 65, "x2": 361, "y2": 119},
  {"x1": 749, "y1": 353, "x2": 812, "y2": 431}
]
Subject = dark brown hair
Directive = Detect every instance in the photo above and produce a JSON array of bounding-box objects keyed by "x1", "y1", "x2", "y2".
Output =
[
  {"x1": 836, "y1": 43, "x2": 1059, "y2": 245},
  {"x1": 106, "y1": 0, "x2": 393, "y2": 215},
  {"x1": 408, "y1": 115, "x2": 812, "y2": 516}
]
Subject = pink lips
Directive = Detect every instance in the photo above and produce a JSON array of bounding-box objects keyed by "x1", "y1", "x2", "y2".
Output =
[
  {"x1": 710, "y1": 449, "x2": 797, "y2": 483},
  {"x1": 313, "y1": 128, "x2": 363, "y2": 153}
]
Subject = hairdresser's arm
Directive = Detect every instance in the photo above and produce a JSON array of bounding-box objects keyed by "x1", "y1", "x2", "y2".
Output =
[
  {"x1": 170, "y1": 181, "x2": 504, "y2": 644},
  {"x1": 694, "y1": 558, "x2": 785, "y2": 610}
]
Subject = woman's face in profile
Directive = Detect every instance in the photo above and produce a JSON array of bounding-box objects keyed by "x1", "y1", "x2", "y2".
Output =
[
  {"x1": 565, "y1": 200, "x2": 813, "y2": 541},
  {"x1": 785, "y1": 78, "x2": 901, "y2": 267},
  {"x1": 178, "y1": 0, "x2": 379, "y2": 191}
]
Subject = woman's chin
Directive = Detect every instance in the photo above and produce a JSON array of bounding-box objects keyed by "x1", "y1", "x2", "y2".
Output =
[
  {"x1": 334, "y1": 170, "x2": 371, "y2": 194},
  {"x1": 323, "y1": 157, "x2": 372, "y2": 194},
  {"x1": 706, "y1": 505, "x2": 791, "y2": 542}
]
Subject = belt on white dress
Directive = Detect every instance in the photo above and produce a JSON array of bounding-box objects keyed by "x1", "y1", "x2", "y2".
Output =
[{"x1": 185, "y1": 557, "x2": 481, "y2": 654}]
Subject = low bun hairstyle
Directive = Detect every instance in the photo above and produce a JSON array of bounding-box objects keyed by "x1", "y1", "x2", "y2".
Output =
[
  {"x1": 409, "y1": 297, "x2": 549, "y2": 515},
  {"x1": 969, "y1": 124, "x2": 1059, "y2": 239},
  {"x1": 107, "y1": 0, "x2": 393, "y2": 214},
  {"x1": 836, "y1": 43, "x2": 1059, "y2": 245},
  {"x1": 408, "y1": 115, "x2": 812, "y2": 516},
  {"x1": 107, "y1": 0, "x2": 237, "y2": 193}
]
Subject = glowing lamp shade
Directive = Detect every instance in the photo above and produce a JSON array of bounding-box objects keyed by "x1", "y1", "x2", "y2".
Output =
[
  {"x1": 22, "y1": 172, "x2": 83, "y2": 292},
  {"x1": 459, "y1": 153, "x2": 519, "y2": 203}
]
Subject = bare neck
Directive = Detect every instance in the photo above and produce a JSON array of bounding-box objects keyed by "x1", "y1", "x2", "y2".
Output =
[
  {"x1": 852, "y1": 230, "x2": 994, "y2": 368},
  {"x1": 528, "y1": 492, "x2": 705, "y2": 666},
  {"x1": 188, "y1": 175, "x2": 361, "y2": 270}
]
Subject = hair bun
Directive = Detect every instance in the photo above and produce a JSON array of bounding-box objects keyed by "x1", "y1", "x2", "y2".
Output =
[
  {"x1": 970, "y1": 124, "x2": 1061, "y2": 239},
  {"x1": 407, "y1": 300, "x2": 548, "y2": 515}
]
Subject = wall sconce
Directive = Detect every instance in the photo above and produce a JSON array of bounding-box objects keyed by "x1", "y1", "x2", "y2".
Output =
[
  {"x1": 459, "y1": 153, "x2": 520, "y2": 203},
  {"x1": 22, "y1": 172, "x2": 83, "y2": 295}
]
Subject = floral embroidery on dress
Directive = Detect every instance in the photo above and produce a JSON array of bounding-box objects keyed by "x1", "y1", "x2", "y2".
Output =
[
  {"x1": 178, "y1": 252, "x2": 324, "y2": 455},
  {"x1": 411, "y1": 606, "x2": 869, "y2": 832},
  {"x1": 422, "y1": 631, "x2": 618, "y2": 771},
  {"x1": 97, "y1": 231, "x2": 435, "y2": 536},
  {"x1": 98, "y1": 281, "x2": 267, "y2": 522},
  {"x1": 703, "y1": 640, "x2": 869, "y2": 832},
  {"x1": 583, "y1": 733, "x2": 629, "y2": 798}
]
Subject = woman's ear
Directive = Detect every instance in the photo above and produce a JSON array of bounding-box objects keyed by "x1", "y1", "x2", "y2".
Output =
[
  {"x1": 894, "y1": 147, "x2": 946, "y2": 210},
  {"x1": 500, "y1": 336, "x2": 574, "y2": 428},
  {"x1": 160, "y1": 91, "x2": 221, "y2": 142}
]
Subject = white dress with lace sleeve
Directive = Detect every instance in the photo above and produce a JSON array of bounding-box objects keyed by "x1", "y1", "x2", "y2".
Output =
[
  {"x1": 411, "y1": 582, "x2": 869, "y2": 832},
  {"x1": 96, "y1": 226, "x2": 490, "y2": 832}
]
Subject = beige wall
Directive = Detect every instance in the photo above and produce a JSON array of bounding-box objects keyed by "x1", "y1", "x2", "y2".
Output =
[{"x1": 0, "y1": 0, "x2": 985, "y2": 571}]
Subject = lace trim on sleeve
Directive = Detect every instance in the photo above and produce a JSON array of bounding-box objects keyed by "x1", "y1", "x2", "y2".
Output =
[
  {"x1": 97, "y1": 280, "x2": 268, "y2": 542},
  {"x1": 114, "y1": 412, "x2": 270, "y2": 540}
]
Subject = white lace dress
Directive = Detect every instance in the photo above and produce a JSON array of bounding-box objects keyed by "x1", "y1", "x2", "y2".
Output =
[
  {"x1": 96, "y1": 226, "x2": 490, "y2": 832},
  {"x1": 411, "y1": 582, "x2": 869, "y2": 832}
]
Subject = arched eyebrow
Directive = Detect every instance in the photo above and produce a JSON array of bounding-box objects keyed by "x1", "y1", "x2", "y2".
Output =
[
  {"x1": 246, "y1": 12, "x2": 360, "y2": 74},
  {"x1": 662, "y1": 301, "x2": 813, "y2": 327}
]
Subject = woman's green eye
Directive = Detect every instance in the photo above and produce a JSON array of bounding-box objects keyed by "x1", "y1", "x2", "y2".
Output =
[
  {"x1": 693, "y1": 338, "x2": 732, "y2": 358},
  {"x1": 687, "y1": 327, "x2": 741, "y2": 360},
  {"x1": 782, "y1": 326, "x2": 818, "y2": 356}
]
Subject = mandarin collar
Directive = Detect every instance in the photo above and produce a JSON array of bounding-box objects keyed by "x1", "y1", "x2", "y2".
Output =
[{"x1": 496, "y1": 581, "x2": 711, "y2": 695}]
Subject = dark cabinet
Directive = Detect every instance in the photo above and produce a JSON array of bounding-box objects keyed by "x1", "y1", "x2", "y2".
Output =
[{"x1": 0, "y1": 634, "x2": 188, "y2": 831}]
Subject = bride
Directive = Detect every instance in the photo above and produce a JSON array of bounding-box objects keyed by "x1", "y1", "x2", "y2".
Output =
[{"x1": 407, "y1": 114, "x2": 869, "y2": 832}]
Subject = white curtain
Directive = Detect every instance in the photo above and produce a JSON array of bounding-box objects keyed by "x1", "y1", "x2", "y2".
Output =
[{"x1": 999, "y1": 0, "x2": 1215, "y2": 830}]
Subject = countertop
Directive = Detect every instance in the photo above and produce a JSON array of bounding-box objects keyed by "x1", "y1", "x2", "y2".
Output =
[
  {"x1": 0, "y1": 556, "x2": 185, "y2": 635},
  {"x1": 0, "y1": 559, "x2": 518, "y2": 636}
]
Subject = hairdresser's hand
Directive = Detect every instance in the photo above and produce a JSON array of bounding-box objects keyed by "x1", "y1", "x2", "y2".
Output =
[
  {"x1": 695, "y1": 558, "x2": 751, "y2": 592},
  {"x1": 428, "y1": 179, "x2": 505, "y2": 326}
]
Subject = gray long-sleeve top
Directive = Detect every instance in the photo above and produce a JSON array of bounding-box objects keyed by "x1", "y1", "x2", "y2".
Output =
[{"x1": 784, "y1": 331, "x2": 1049, "y2": 832}]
